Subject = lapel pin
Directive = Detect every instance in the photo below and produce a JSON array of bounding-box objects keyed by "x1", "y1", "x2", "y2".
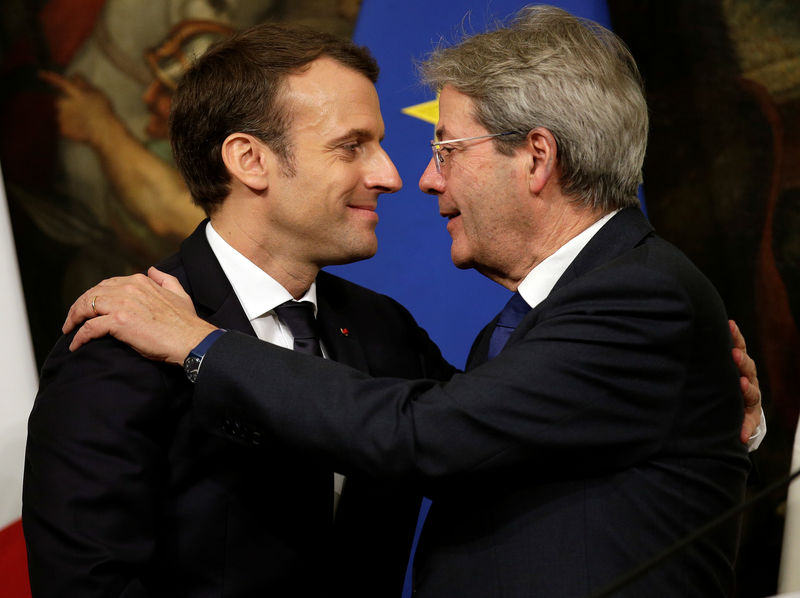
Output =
[{"x1": 340, "y1": 327, "x2": 349, "y2": 336}]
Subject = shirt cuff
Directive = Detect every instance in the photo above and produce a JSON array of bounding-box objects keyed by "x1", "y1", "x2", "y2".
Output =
[{"x1": 747, "y1": 406, "x2": 767, "y2": 452}]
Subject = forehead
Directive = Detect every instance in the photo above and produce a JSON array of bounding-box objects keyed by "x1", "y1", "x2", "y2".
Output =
[
  {"x1": 283, "y1": 57, "x2": 384, "y2": 139},
  {"x1": 436, "y1": 85, "x2": 485, "y2": 139}
]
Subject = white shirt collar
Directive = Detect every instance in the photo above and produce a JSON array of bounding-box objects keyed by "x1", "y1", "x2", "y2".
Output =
[
  {"x1": 517, "y1": 210, "x2": 619, "y2": 310},
  {"x1": 204, "y1": 221, "x2": 318, "y2": 322}
]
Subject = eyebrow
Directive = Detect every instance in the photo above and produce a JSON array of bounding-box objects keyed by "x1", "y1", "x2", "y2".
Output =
[{"x1": 328, "y1": 128, "x2": 383, "y2": 146}]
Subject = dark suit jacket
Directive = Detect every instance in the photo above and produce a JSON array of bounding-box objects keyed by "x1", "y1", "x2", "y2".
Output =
[
  {"x1": 193, "y1": 208, "x2": 751, "y2": 597},
  {"x1": 22, "y1": 222, "x2": 455, "y2": 597}
]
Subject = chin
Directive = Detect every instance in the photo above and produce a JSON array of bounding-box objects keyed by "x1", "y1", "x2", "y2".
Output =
[
  {"x1": 450, "y1": 244, "x2": 475, "y2": 270},
  {"x1": 326, "y1": 243, "x2": 377, "y2": 266},
  {"x1": 450, "y1": 255, "x2": 475, "y2": 270},
  {"x1": 352, "y1": 246, "x2": 378, "y2": 262},
  {"x1": 354, "y1": 236, "x2": 378, "y2": 260}
]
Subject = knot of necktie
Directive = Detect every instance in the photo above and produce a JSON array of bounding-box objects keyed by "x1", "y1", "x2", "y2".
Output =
[{"x1": 273, "y1": 300, "x2": 323, "y2": 357}]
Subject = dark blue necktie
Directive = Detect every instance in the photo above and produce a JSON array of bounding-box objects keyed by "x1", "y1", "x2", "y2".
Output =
[
  {"x1": 273, "y1": 300, "x2": 323, "y2": 357},
  {"x1": 487, "y1": 292, "x2": 531, "y2": 359}
]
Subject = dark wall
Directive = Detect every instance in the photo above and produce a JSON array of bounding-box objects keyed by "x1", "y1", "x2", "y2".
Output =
[{"x1": 608, "y1": 2, "x2": 800, "y2": 595}]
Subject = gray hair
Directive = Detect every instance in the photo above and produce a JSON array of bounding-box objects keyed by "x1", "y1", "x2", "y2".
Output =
[{"x1": 420, "y1": 5, "x2": 648, "y2": 212}]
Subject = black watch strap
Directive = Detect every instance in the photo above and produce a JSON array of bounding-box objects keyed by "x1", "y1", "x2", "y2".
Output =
[{"x1": 183, "y1": 329, "x2": 226, "y2": 383}]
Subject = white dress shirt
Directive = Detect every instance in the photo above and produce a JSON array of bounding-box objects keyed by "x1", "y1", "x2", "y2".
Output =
[
  {"x1": 514, "y1": 210, "x2": 765, "y2": 449},
  {"x1": 205, "y1": 222, "x2": 346, "y2": 514}
]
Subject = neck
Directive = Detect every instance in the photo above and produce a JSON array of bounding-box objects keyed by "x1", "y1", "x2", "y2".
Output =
[
  {"x1": 487, "y1": 203, "x2": 610, "y2": 291},
  {"x1": 210, "y1": 211, "x2": 318, "y2": 300}
]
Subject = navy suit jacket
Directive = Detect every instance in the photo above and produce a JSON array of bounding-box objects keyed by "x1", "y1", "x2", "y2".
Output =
[
  {"x1": 23, "y1": 221, "x2": 455, "y2": 597},
  {"x1": 193, "y1": 208, "x2": 751, "y2": 597}
]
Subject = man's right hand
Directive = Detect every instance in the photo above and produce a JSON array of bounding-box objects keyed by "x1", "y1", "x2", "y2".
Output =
[
  {"x1": 729, "y1": 320, "x2": 764, "y2": 447},
  {"x1": 64, "y1": 267, "x2": 217, "y2": 365}
]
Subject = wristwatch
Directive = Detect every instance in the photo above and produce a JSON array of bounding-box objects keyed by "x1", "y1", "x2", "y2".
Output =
[{"x1": 183, "y1": 329, "x2": 226, "y2": 383}]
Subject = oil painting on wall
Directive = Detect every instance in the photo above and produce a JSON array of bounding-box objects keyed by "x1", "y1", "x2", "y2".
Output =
[{"x1": 0, "y1": 0, "x2": 361, "y2": 363}]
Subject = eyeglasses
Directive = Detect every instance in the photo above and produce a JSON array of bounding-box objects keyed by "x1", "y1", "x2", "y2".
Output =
[{"x1": 430, "y1": 131, "x2": 519, "y2": 173}]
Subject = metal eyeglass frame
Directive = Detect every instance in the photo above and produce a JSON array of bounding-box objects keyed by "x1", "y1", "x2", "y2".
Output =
[{"x1": 430, "y1": 131, "x2": 519, "y2": 173}]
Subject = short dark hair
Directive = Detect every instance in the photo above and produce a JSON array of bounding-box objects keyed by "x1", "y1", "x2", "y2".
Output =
[{"x1": 169, "y1": 23, "x2": 379, "y2": 214}]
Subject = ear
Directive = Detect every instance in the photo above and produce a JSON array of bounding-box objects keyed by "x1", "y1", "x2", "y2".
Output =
[
  {"x1": 220, "y1": 133, "x2": 270, "y2": 192},
  {"x1": 525, "y1": 127, "x2": 559, "y2": 195}
]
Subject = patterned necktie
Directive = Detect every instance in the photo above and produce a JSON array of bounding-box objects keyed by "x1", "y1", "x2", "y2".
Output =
[
  {"x1": 487, "y1": 292, "x2": 531, "y2": 359},
  {"x1": 273, "y1": 300, "x2": 323, "y2": 357}
]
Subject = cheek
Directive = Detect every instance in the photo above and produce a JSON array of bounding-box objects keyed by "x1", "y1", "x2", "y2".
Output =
[
  {"x1": 457, "y1": 202, "x2": 485, "y2": 238},
  {"x1": 342, "y1": 170, "x2": 363, "y2": 195}
]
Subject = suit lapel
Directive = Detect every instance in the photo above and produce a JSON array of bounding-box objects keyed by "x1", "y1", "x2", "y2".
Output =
[
  {"x1": 550, "y1": 207, "x2": 653, "y2": 296},
  {"x1": 465, "y1": 320, "x2": 496, "y2": 371},
  {"x1": 177, "y1": 221, "x2": 256, "y2": 336},
  {"x1": 315, "y1": 281, "x2": 370, "y2": 373}
]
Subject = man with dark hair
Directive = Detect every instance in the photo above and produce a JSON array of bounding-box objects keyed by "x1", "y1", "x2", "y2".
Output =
[
  {"x1": 23, "y1": 23, "x2": 455, "y2": 597},
  {"x1": 62, "y1": 6, "x2": 763, "y2": 597}
]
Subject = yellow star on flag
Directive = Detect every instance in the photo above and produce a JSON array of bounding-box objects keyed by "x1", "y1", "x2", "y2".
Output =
[{"x1": 402, "y1": 98, "x2": 439, "y2": 125}]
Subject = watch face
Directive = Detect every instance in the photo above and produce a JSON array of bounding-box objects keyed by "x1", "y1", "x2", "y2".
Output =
[{"x1": 184, "y1": 354, "x2": 202, "y2": 383}]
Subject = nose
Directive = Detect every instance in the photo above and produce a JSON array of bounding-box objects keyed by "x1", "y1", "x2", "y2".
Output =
[
  {"x1": 366, "y1": 148, "x2": 403, "y2": 193},
  {"x1": 418, "y1": 156, "x2": 444, "y2": 195}
]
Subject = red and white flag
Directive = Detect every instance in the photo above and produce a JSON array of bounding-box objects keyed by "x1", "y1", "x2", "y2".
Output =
[{"x1": 0, "y1": 162, "x2": 38, "y2": 597}]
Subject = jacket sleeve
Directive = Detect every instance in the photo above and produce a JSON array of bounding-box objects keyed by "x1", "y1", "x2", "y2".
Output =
[
  {"x1": 23, "y1": 334, "x2": 177, "y2": 598},
  {"x1": 193, "y1": 260, "x2": 743, "y2": 486}
]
